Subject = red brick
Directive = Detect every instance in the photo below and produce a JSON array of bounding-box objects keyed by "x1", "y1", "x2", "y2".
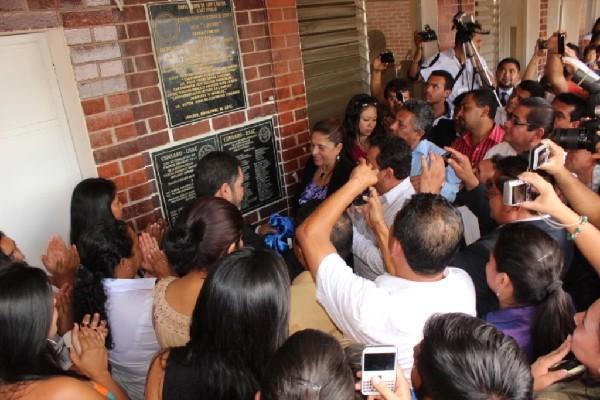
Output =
[
  {"x1": 126, "y1": 21, "x2": 149, "y2": 38},
  {"x1": 267, "y1": 8, "x2": 283, "y2": 21},
  {"x1": 272, "y1": 61, "x2": 288, "y2": 75},
  {"x1": 121, "y1": 153, "x2": 145, "y2": 173},
  {"x1": 250, "y1": 10, "x2": 266, "y2": 23},
  {"x1": 134, "y1": 54, "x2": 156, "y2": 71},
  {"x1": 212, "y1": 114, "x2": 230, "y2": 130},
  {"x1": 113, "y1": 169, "x2": 148, "y2": 191},
  {"x1": 266, "y1": 0, "x2": 295, "y2": 6},
  {"x1": 81, "y1": 98, "x2": 105, "y2": 115},
  {"x1": 61, "y1": 10, "x2": 113, "y2": 27},
  {"x1": 247, "y1": 77, "x2": 273, "y2": 93},
  {"x1": 276, "y1": 97, "x2": 306, "y2": 112},
  {"x1": 285, "y1": 34, "x2": 299, "y2": 47},
  {"x1": 294, "y1": 108, "x2": 307, "y2": 121},
  {"x1": 282, "y1": 7, "x2": 297, "y2": 20},
  {"x1": 270, "y1": 35, "x2": 285, "y2": 49},
  {"x1": 243, "y1": 50, "x2": 271, "y2": 67},
  {"x1": 112, "y1": 6, "x2": 145, "y2": 23},
  {"x1": 120, "y1": 38, "x2": 153, "y2": 57},
  {"x1": 93, "y1": 139, "x2": 139, "y2": 163},
  {"x1": 281, "y1": 135, "x2": 295, "y2": 149},
  {"x1": 140, "y1": 87, "x2": 162, "y2": 102},
  {"x1": 107, "y1": 92, "x2": 138, "y2": 109},
  {"x1": 247, "y1": 106, "x2": 262, "y2": 120},
  {"x1": 248, "y1": 93, "x2": 261, "y2": 107},
  {"x1": 239, "y1": 39, "x2": 254, "y2": 53},
  {"x1": 235, "y1": 10, "x2": 249, "y2": 26},
  {"x1": 26, "y1": 0, "x2": 55, "y2": 9},
  {"x1": 97, "y1": 161, "x2": 121, "y2": 178},
  {"x1": 89, "y1": 129, "x2": 113, "y2": 148},
  {"x1": 269, "y1": 21, "x2": 297, "y2": 36},
  {"x1": 122, "y1": 57, "x2": 135, "y2": 74},
  {"x1": 258, "y1": 64, "x2": 272, "y2": 77},
  {"x1": 229, "y1": 110, "x2": 246, "y2": 126},
  {"x1": 283, "y1": 158, "x2": 298, "y2": 173},
  {"x1": 272, "y1": 47, "x2": 300, "y2": 62},
  {"x1": 115, "y1": 123, "x2": 138, "y2": 141},
  {"x1": 149, "y1": 115, "x2": 168, "y2": 132},
  {"x1": 128, "y1": 181, "x2": 156, "y2": 201},
  {"x1": 59, "y1": 0, "x2": 82, "y2": 8},
  {"x1": 86, "y1": 109, "x2": 135, "y2": 132},
  {"x1": 278, "y1": 111, "x2": 294, "y2": 125},
  {"x1": 254, "y1": 37, "x2": 270, "y2": 51},
  {"x1": 126, "y1": 70, "x2": 159, "y2": 88},
  {"x1": 291, "y1": 83, "x2": 305, "y2": 96},
  {"x1": 281, "y1": 119, "x2": 309, "y2": 136},
  {"x1": 289, "y1": 58, "x2": 303, "y2": 72},
  {"x1": 234, "y1": 0, "x2": 263, "y2": 11},
  {"x1": 261, "y1": 89, "x2": 274, "y2": 102},
  {"x1": 244, "y1": 67, "x2": 258, "y2": 81},
  {"x1": 238, "y1": 24, "x2": 266, "y2": 40},
  {"x1": 138, "y1": 130, "x2": 169, "y2": 151},
  {"x1": 132, "y1": 101, "x2": 163, "y2": 119}
]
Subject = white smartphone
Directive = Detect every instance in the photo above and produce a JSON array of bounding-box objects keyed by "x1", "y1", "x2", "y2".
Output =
[{"x1": 361, "y1": 345, "x2": 397, "y2": 396}]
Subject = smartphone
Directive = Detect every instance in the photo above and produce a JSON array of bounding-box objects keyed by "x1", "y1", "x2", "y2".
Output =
[
  {"x1": 441, "y1": 151, "x2": 452, "y2": 165},
  {"x1": 503, "y1": 179, "x2": 535, "y2": 205},
  {"x1": 380, "y1": 51, "x2": 395, "y2": 64},
  {"x1": 361, "y1": 345, "x2": 397, "y2": 396},
  {"x1": 529, "y1": 143, "x2": 550, "y2": 171},
  {"x1": 558, "y1": 32, "x2": 566, "y2": 55},
  {"x1": 549, "y1": 358, "x2": 586, "y2": 381}
]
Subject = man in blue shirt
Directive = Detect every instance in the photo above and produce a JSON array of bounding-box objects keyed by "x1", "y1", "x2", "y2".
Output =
[{"x1": 390, "y1": 99, "x2": 461, "y2": 202}]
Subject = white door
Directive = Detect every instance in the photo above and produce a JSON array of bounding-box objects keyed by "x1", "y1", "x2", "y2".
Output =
[{"x1": 0, "y1": 33, "x2": 82, "y2": 265}]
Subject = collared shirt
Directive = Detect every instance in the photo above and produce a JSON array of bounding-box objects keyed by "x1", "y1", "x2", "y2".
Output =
[
  {"x1": 351, "y1": 177, "x2": 415, "y2": 280},
  {"x1": 412, "y1": 139, "x2": 461, "y2": 202},
  {"x1": 483, "y1": 141, "x2": 517, "y2": 160},
  {"x1": 420, "y1": 48, "x2": 491, "y2": 102},
  {"x1": 485, "y1": 305, "x2": 536, "y2": 362},
  {"x1": 451, "y1": 124, "x2": 506, "y2": 167},
  {"x1": 316, "y1": 252, "x2": 476, "y2": 381},
  {"x1": 431, "y1": 101, "x2": 452, "y2": 128},
  {"x1": 497, "y1": 87, "x2": 514, "y2": 106}
]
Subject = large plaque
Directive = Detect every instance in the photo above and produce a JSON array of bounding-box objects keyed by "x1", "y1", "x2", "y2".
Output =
[
  {"x1": 151, "y1": 120, "x2": 283, "y2": 225},
  {"x1": 148, "y1": 1, "x2": 246, "y2": 127}
]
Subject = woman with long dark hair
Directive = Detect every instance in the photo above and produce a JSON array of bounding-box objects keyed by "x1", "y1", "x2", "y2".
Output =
[
  {"x1": 145, "y1": 247, "x2": 289, "y2": 400},
  {"x1": 342, "y1": 93, "x2": 383, "y2": 163},
  {"x1": 74, "y1": 219, "x2": 158, "y2": 400},
  {"x1": 485, "y1": 223, "x2": 575, "y2": 361},
  {"x1": 153, "y1": 196, "x2": 244, "y2": 348},
  {"x1": 70, "y1": 178, "x2": 123, "y2": 247},
  {"x1": 0, "y1": 262, "x2": 127, "y2": 400}
]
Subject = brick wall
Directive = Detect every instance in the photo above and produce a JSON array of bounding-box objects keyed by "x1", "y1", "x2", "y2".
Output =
[
  {"x1": 0, "y1": 0, "x2": 309, "y2": 230},
  {"x1": 365, "y1": 0, "x2": 413, "y2": 61}
]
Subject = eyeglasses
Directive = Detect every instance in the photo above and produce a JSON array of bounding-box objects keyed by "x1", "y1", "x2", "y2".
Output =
[{"x1": 506, "y1": 115, "x2": 531, "y2": 127}]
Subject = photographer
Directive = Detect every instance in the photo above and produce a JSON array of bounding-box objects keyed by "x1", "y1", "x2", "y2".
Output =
[{"x1": 408, "y1": 13, "x2": 494, "y2": 100}]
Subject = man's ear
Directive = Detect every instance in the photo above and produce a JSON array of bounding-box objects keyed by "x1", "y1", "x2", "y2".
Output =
[
  {"x1": 482, "y1": 105, "x2": 491, "y2": 119},
  {"x1": 215, "y1": 181, "x2": 231, "y2": 199},
  {"x1": 532, "y1": 127, "x2": 545, "y2": 142}
]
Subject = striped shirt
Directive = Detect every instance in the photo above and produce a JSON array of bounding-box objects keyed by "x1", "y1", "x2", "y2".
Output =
[{"x1": 451, "y1": 124, "x2": 505, "y2": 167}]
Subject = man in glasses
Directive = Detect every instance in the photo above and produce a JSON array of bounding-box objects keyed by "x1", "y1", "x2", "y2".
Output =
[{"x1": 484, "y1": 97, "x2": 553, "y2": 161}]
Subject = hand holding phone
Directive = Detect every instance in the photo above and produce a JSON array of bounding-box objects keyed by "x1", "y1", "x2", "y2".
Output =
[{"x1": 361, "y1": 345, "x2": 398, "y2": 396}]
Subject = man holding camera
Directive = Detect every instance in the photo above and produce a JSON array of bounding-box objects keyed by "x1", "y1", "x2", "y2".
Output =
[{"x1": 408, "y1": 14, "x2": 492, "y2": 101}]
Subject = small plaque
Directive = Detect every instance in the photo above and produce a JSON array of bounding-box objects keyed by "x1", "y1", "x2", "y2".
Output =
[
  {"x1": 148, "y1": 0, "x2": 246, "y2": 127},
  {"x1": 151, "y1": 119, "x2": 283, "y2": 225}
]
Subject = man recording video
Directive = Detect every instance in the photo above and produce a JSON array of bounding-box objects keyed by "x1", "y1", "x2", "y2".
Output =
[{"x1": 408, "y1": 13, "x2": 494, "y2": 102}]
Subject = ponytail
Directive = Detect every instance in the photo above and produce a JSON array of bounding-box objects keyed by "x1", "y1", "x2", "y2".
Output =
[{"x1": 532, "y1": 281, "x2": 575, "y2": 358}]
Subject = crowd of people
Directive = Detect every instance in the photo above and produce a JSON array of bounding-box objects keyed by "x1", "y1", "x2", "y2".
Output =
[{"x1": 2, "y1": 14, "x2": 600, "y2": 400}]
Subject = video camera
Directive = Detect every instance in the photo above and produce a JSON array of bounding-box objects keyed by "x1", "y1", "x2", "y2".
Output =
[
  {"x1": 552, "y1": 116, "x2": 600, "y2": 151},
  {"x1": 452, "y1": 12, "x2": 488, "y2": 44},
  {"x1": 417, "y1": 25, "x2": 438, "y2": 42}
]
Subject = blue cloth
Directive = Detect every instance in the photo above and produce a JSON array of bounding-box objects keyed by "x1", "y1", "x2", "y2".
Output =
[
  {"x1": 264, "y1": 214, "x2": 295, "y2": 254},
  {"x1": 485, "y1": 305, "x2": 536, "y2": 362},
  {"x1": 411, "y1": 139, "x2": 461, "y2": 202}
]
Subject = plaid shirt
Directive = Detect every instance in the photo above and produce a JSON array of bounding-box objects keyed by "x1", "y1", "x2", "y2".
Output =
[{"x1": 451, "y1": 124, "x2": 505, "y2": 167}]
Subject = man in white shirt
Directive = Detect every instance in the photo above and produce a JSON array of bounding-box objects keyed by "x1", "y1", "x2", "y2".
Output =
[
  {"x1": 296, "y1": 161, "x2": 476, "y2": 380},
  {"x1": 351, "y1": 134, "x2": 414, "y2": 280}
]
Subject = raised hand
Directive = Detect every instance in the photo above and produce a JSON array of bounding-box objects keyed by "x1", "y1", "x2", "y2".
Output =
[
  {"x1": 531, "y1": 335, "x2": 572, "y2": 391},
  {"x1": 139, "y1": 232, "x2": 173, "y2": 278},
  {"x1": 419, "y1": 152, "x2": 445, "y2": 194},
  {"x1": 42, "y1": 235, "x2": 79, "y2": 288}
]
